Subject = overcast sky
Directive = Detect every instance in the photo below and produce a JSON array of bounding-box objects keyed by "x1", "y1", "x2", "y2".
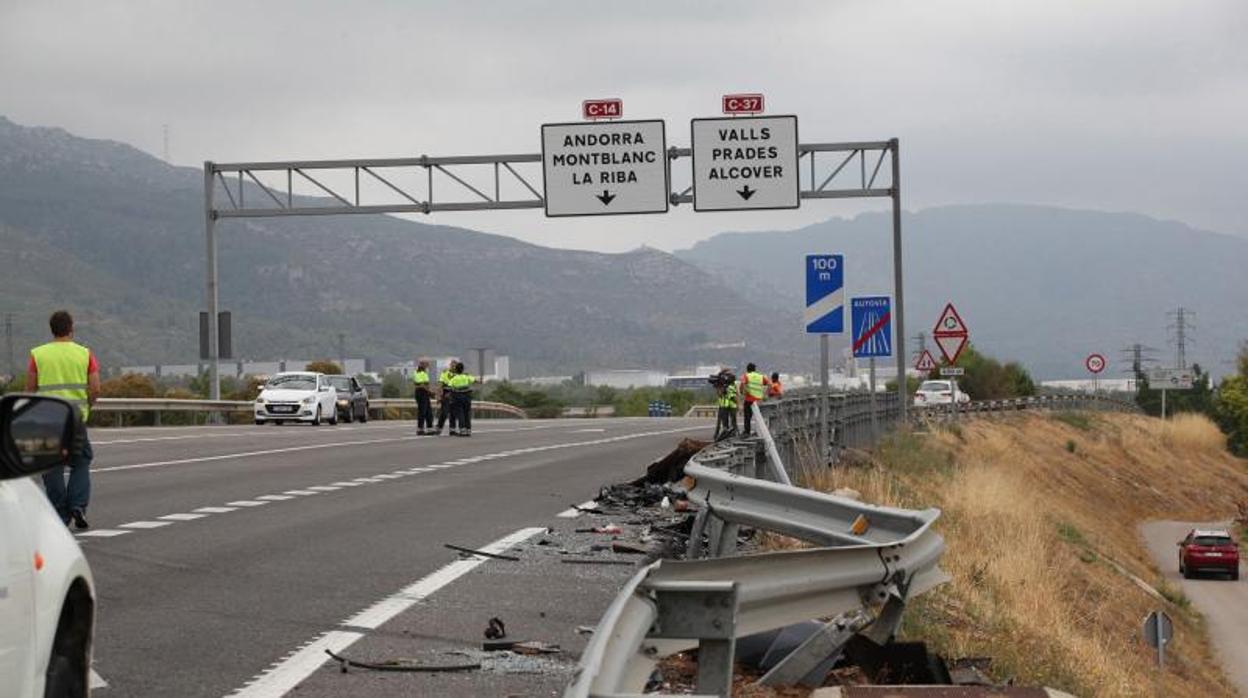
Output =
[{"x1": 2, "y1": 0, "x2": 1245, "y2": 252}]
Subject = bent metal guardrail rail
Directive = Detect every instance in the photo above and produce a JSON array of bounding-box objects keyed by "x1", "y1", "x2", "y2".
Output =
[
  {"x1": 91, "y1": 397, "x2": 528, "y2": 422},
  {"x1": 565, "y1": 391, "x2": 1139, "y2": 696}
]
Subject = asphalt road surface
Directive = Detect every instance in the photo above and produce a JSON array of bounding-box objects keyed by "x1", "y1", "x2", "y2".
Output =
[
  {"x1": 1141, "y1": 520, "x2": 1248, "y2": 696},
  {"x1": 76, "y1": 417, "x2": 708, "y2": 697}
]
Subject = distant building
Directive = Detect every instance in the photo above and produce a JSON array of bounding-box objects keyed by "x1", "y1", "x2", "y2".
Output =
[
  {"x1": 515, "y1": 375, "x2": 574, "y2": 387},
  {"x1": 1041, "y1": 378, "x2": 1137, "y2": 394},
  {"x1": 580, "y1": 370, "x2": 668, "y2": 389},
  {"x1": 121, "y1": 358, "x2": 368, "y2": 379}
]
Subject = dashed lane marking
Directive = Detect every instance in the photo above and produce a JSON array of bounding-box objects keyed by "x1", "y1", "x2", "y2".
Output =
[
  {"x1": 226, "y1": 500, "x2": 269, "y2": 507},
  {"x1": 557, "y1": 499, "x2": 600, "y2": 518},
  {"x1": 194, "y1": 506, "x2": 237, "y2": 514},
  {"x1": 256, "y1": 495, "x2": 295, "y2": 501},
  {"x1": 158, "y1": 513, "x2": 207, "y2": 521},
  {"x1": 76, "y1": 529, "x2": 132, "y2": 538},
  {"x1": 118, "y1": 520, "x2": 173, "y2": 529}
]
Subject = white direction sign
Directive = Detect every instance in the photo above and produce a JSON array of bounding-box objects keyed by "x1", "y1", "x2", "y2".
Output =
[
  {"x1": 541, "y1": 120, "x2": 668, "y2": 217},
  {"x1": 691, "y1": 115, "x2": 799, "y2": 212}
]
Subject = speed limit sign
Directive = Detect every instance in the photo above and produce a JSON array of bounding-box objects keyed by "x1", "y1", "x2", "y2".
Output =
[{"x1": 1086, "y1": 353, "x2": 1107, "y2": 374}]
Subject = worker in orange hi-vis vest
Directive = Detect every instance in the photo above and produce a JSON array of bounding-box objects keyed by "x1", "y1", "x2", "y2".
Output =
[{"x1": 767, "y1": 372, "x2": 783, "y2": 399}]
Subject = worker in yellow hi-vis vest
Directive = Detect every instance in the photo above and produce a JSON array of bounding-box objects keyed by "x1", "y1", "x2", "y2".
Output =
[
  {"x1": 448, "y1": 362, "x2": 476, "y2": 437},
  {"x1": 412, "y1": 360, "x2": 434, "y2": 435},
  {"x1": 27, "y1": 310, "x2": 99, "y2": 529},
  {"x1": 739, "y1": 362, "x2": 771, "y2": 436}
]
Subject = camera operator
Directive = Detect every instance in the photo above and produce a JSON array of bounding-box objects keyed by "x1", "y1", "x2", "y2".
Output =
[{"x1": 710, "y1": 368, "x2": 739, "y2": 441}]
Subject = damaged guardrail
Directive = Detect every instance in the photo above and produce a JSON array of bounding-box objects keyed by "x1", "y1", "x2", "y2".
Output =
[{"x1": 564, "y1": 394, "x2": 947, "y2": 697}]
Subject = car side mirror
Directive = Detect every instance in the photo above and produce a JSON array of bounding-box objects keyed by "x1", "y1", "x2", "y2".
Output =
[{"x1": 0, "y1": 395, "x2": 77, "y2": 480}]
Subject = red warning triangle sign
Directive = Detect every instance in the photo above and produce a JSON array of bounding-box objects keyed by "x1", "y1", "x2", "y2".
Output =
[
  {"x1": 915, "y1": 350, "x2": 938, "y2": 372},
  {"x1": 934, "y1": 334, "x2": 968, "y2": 365},
  {"x1": 932, "y1": 303, "x2": 968, "y2": 337}
]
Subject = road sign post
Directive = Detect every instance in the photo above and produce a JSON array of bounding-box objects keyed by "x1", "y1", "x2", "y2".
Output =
[
  {"x1": 541, "y1": 120, "x2": 668, "y2": 217},
  {"x1": 1148, "y1": 368, "x2": 1194, "y2": 419},
  {"x1": 933, "y1": 303, "x2": 969, "y2": 419},
  {"x1": 1086, "y1": 353, "x2": 1106, "y2": 395},
  {"x1": 1143, "y1": 610, "x2": 1173, "y2": 668},
  {"x1": 915, "y1": 350, "x2": 937, "y2": 373},
  {"x1": 807, "y1": 255, "x2": 844, "y2": 464},
  {"x1": 691, "y1": 115, "x2": 799, "y2": 211}
]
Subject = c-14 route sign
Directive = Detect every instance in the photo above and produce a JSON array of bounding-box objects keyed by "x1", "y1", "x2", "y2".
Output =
[
  {"x1": 541, "y1": 120, "x2": 669, "y2": 217},
  {"x1": 691, "y1": 115, "x2": 799, "y2": 211}
]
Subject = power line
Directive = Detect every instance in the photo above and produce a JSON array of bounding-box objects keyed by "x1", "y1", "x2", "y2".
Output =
[
  {"x1": 1119, "y1": 343, "x2": 1159, "y2": 375},
  {"x1": 4, "y1": 313, "x2": 13, "y2": 379}
]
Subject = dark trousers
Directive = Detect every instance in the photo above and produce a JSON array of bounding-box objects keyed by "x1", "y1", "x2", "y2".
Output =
[
  {"x1": 743, "y1": 400, "x2": 758, "y2": 435},
  {"x1": 714, "y1": 406, "x2": 738, "y2": 441},
  {"x1": 454, "y1": 392, "x2": 472, "y2": 431},
  {"x1": 415, "y1": 390, "x2": 433, "y2": 430},
  {"x1": 43, "y1": 427, "x2": 92, "y2": 522},
  {"x1": 437, "y1": 392, "x2": 456, "y2": 432}
]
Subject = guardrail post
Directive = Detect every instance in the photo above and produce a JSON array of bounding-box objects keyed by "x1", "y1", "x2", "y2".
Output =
[
  {"x1": 687, "y1": 508, "x2": 709, "y2": 560},
  {"x1": 153, "y1": 410, "x2": 162, "y2": 427},
  {"x1": 757, "y1": 609, "x2": 870, "y2": 687},
  {"x1": 646, "y1": 580, "x2": 738, "y2": 698}
]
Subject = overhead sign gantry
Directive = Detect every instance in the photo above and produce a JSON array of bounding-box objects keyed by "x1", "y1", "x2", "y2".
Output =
[{"x1": 201, "y1": 93, "x2": 909, "y2": 422}]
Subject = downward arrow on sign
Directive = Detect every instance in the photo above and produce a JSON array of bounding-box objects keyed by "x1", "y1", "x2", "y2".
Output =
[
  {"x1": 596, "y1": 190, "x2": 616, "y2": 206},
  {"x1": 737, "y1": 185, "x2": 756, "y2": 200}
]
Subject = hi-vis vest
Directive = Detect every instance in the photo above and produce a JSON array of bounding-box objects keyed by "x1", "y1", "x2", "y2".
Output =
[
  {"x1": 767, "y1": 379, "x2": 783, "y2": 398},
  {"x1": 718, "y1": 382, "x2": 738, "y2": 408},
  {"x1": 31, "y1": 341, "x2": 91, "y2": 421},
  {"x1": 743, "y1": 371, "x2": 766, "y2": 401},
  {"x1": 412, "y1": 370, "x2": 430, "y2": 390},
  {"x1": 449, "y1": 373, "x2": 475, "y2": 392}
]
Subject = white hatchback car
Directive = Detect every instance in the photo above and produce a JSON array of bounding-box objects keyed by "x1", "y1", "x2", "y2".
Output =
[
  {"x1": 0, "y1": 394, "x2": 96, "y2": 697},
  {"x1": 254, "y1": 372, "x2": 339, "y2": 426},
  {"x1": 913, "y1": 379, "x2": 971, "y2": 407}
]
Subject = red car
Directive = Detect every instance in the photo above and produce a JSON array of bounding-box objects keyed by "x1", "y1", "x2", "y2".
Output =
[{"x1": 1178, "y1": 529, "x2": 1240, "y2": 580}]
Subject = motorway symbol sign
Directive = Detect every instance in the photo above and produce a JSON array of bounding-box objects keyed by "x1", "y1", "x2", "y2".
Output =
[
  {"x1": 541, "y1": 120, "x2": 669, "y2": 217},
  {"x1": 932, "y1": 302, "x2": 969, "y2": 364},
  {"x1": 915, "y1": 350, "x2": 937, "y2": 372},
  {"x1": 1148, "y1": 367, "x2": 1194, "y2": 390},
  {"x1": 939, "y1": 367, "x2": 965, "y2": 376},
  {"x1": 722, "y1": 93, "x2": 765, "y2": 115},
  {"x1": 1085, "y1": 353, "x2": 1107, "y2": 374},
  {"x1": 804, "y1": 254, "x2": 843, "y2": 334},
  {"x1": 851, "y1": 296, "x2": 893, "y2": 358},
  {"x1": 691, "y1": 115, "x2": 799, "y2": 211},
  {"x1": 582, "y1": 98, "x2": 622, "y2": 120}
]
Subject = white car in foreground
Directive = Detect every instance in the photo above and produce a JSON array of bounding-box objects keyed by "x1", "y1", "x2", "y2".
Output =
[
  {"x1": 0, "y1": 395, "x2": 96, "y2": 697},
  {"x1": 913, "y1": 379, "x2": 971, "y2": 407},
  {"x1": 254, "y1": 372, "x2": 339, "y2": 426}
]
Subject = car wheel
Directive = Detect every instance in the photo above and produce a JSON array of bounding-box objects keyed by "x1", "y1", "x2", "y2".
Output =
[
  {"x1": 360, "y1": 405, "x2": 369, "y2": 423},
  {"x1": 255, "y1": 419, "x2": 264, "y2": 426},
  {"x1": 46, "y1": 582, "x2": 92, "y2": 698},
  {"x1": 1233, "y1": 567, "x2": 1240, "y2": 581},
  {"x1": 343, "y1": 407, "x2": 354, "y2": 423},
  {"x1": 329, "y1": 406, "x2": 338, "y2": 425},
  {"x1": 312, "y1": 407, "x2": 321, "y2": 426}
]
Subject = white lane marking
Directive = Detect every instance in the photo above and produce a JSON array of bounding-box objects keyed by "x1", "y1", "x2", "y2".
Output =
[
  {"x1": 93, "y1": 436, "x2": 424, "y2": 473},
  {"x1": 119, "y1": 520, "x2": 173, "y2": 529},
  {"x1": 76, "y1": 529, "x2": 131, "y2": 538},
  {"x1": 374, "y1": 474, "x2": 401, "y2": 479},
  {"x1": 93, "y1": 421, "x2": 579, "y2": 449},
  {"x1": 283, "y1": 490, "x2": 319, "y2": 496},
  {"x1": 571, "y1": 428, "x2": 606, "y2": 433},
  {"x1": 227, "y1": 527, "x2": 542, "y2": 698},
  {"x1": 194, "y1": 506, "x2": 236, "y2": 514},
  {"x1": 256, "y1": 495, "x2": 295, "y2": 501},
  {"x1": 305, "y1": 485, "x2": 341, "y2": 491},
  {"x1": 407, "y1": 467, "x2": 434, "y2": 473},
  {"x1": 556, "y1": 499, "x2": 600, "y2": 518},
  {"x1": 330, "y1": 481, "x2": 363, "y2": 487},
  {"x1": 226, "y1": 630, "x2": 364, "y2": 698},
  {"x1": 342, "y1": 527, "x2": 544, "y2": 630},
  {"x1": 159, "y1": 513, "x2": 207, "y2": 521},
  {"x1": 89, "y1": 668, "x2": 108, "y2": 689},
  {"x1": 226, "y1": 500, "x2": 269, "y2": 507}
]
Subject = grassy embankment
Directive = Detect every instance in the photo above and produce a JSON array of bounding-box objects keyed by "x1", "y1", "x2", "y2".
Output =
[{"x1": 793, "y1": 412, "x2": 1247, "y2": 697}]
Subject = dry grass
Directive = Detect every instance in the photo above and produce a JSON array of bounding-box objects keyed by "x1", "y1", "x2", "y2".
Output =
[{"x1": 790, "y1": 412, "x2": 1248, "y2": 697}]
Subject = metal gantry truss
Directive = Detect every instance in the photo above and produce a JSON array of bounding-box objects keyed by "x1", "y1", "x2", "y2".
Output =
[{"x1": 203, "y1": 139, "x2": 907, "y2": 425}]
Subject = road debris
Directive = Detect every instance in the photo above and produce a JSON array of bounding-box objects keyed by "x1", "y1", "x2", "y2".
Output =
[
  {"x1": 323, "y1": 649, "x2": 480, "y2": 673},
  {"x1": 560, "y1": 558, "x2": 635, "y2": 566},
  {"x1": 575, "y1": 524, "x2": 622, "y2": 534},
  {"x1": 610, "y1": 541, "x2": 647, "y2": 555},
  {"x1": 444, "y1": 543, "x2": 520, "y2": 561},
  {"x1": 484, "y1": 617, "x2": 506, "y2": 640}
]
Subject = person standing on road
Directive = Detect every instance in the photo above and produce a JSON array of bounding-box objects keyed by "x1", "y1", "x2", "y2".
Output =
[
  {"x1": 739, "y1": 363, "x2": 771, "y2": 436},
  {"x1": 713, "y1": 368, "x2": 738, "y2": 441},
  {"x1": 28, "y1": 310, "x2": 99, "y2": 529},
  {"x1": 449, "y1": 361, "x2": 476, "y2": 437},
  {"x1": 436, "y1": 361, "x2": 457, "y2": 436},
  {"x1": 412, "y1": 360, "x2": 434, "y2": 435}
]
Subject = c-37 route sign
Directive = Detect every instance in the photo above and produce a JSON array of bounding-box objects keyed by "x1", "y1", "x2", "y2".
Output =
[
  {"x1": 541, "y1": 120, "x2": 669, "y2": 217},
  {"x1": 691, "y1": 115, "x2": 799, "y2": 211}
]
